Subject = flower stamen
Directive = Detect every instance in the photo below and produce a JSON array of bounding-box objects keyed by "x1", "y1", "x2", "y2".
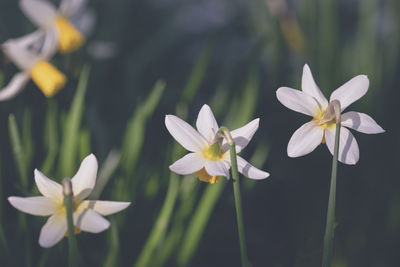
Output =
[{"x1": 201, "y1": 142, "x2": 225, "y2": 161}]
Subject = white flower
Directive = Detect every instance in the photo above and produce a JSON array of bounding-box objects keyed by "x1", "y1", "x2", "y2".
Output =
[
  {"x1": 276, "y1": 64, "x2": 385, "y2": 165},
  {"x1": 19, "y1": 0, "x2": 93, "y2": 53},
  {"x1": 165, "y1": 104, "x2": 270, "y2": 183},
  {"x1": 8, "y1": 154, "x2": 130, "y2": 248},
  {"x1": 0, "y1": 30, "x2": 65, "y2": 100}
]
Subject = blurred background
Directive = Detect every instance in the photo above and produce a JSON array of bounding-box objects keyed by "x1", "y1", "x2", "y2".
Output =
[{"x1": 0, "y1": 0, "x2": 399, "y2": 266}]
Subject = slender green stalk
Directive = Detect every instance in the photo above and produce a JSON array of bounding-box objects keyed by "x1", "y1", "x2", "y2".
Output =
[
  {"x1": 62, "y1": 178, "x2": 80, "y2": 267},
  {"x1": 219, "y1": 128, "x2": 249, "y2": 267},
  {"x1": 322, "y1": 122, "x2": 341, "y2": 267}
]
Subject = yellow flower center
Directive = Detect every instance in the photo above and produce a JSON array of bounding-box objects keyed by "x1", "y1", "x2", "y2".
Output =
[
  {"x1": 312, "y1": 108, "x2": 336, "y2": 130},
  {"x1": 201, "y1": 142, "x2": 225, "y2": 161},
  {"x1": 56, "y1": 197, "x2": 83, "y2": 237},
  {"x1": 311, "y1": 107, "x2": 338, "y2": 144},
  {"x1": 30, "y1": 61, "x2": 66, "y2": 97},
  {"x1": 54, "y1": 16, "x2": 85, "y2": 53},
  {"x1": 195, "y1": 168, "x2": 219, "y2": 184},
  {"x1": 194, "y1": 142, "x2": 226, "y2": 184}
]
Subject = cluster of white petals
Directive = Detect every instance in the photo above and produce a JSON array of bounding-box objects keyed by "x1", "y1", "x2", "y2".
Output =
[
  {"x1": 0, "y1": 0, "x2": 94, "y2": 101},
  {"x1": 19, "y1": 0, "x2": 94, "y2": 47},
  {"x1": 8, "y1": 154, "x2": 130, "y2": 248},
  {"x1": 0, "y1": 30, "x2": 59, "y2": 100},
  {"x1": 165, "y1": 104, "x2": 270, "y2": 182},
  {"x1": 276, "y1": 64, "x2": 385, "y2": 164}
]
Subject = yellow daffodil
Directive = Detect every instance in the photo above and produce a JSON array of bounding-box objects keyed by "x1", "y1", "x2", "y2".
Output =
[
  {"x1": 276, "y1": 64, "x2": 385, "y2": 164},
  {"x1": 0, "y1": 30, "x2": 66, "y2": 100},
  {"x1": 165, "y1": 104, "x2": 270, "y2": 183},
  {"x1": 19, "y1": 0, "x2": 91, "y2": 53},
  {"x1": 8, "y1": 154, "x2": 130, "y2": 248}
]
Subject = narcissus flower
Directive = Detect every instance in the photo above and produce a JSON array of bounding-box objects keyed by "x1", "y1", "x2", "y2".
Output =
[
  {"x1": 276, "y1": 64, "x2": 385, "y2": 164},
  {"x1": 0, "y1": 31, "x2": 66, "y2": 100},
  {"x1": 20, "y1": 0, "x2": 90, "y2": 53},
  {"x1": 8, "y1": 154, "x2": 130, "y2": 248},
  {"x1": 165, "y1": 104, "x2": 270, "y2": 183}
]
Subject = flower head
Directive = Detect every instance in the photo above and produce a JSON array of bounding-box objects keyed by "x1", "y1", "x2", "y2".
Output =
[
  {"x1": 0, "y1": 30, "x2": 65, "y2": 100},
  {"x1": 165, "y1": 104, "x2": 270, "y2": 183},
  {"x1": 276, "y1": 64, "x2": 385, "y2": 164},
  {"x1": 8, "y1": 154, "x2": 130, "y2": 248},
  {"x1": 20, "y1": 0, "x2": 92, "y2": 53}
]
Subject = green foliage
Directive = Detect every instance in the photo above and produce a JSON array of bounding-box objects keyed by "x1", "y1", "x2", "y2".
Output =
[{"x1": 58, "y1": 66, "x2": 90, "y2": 178}]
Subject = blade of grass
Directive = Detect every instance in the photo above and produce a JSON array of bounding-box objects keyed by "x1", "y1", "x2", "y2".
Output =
[
  {"x1": 58, "y1": 65, "x2": 90, "y2": 178},
  {"x1": 41, "y1": 99, "x2": 59, "y2": 175},
  {"x1": 8, "y1": 114, "x2": 28, "y2": 189},
  {"x1": 120, "y1": 80, "x2": 165, "y2": 176},
  {"x1": 176, "y1": 180, "x2": 226, "y2": 266},
  {"x1": 78, "y1": 128, "x2": 91, "y2": 160},
  {"x1": 103, "y1": 219, "x2": 120, "y2": 267},
  {"x1": 318, "y1": 0, "x2": 338, "y2": 90},
  {"x1": 90, "y1": 150, "x2": 121, "y2": 200},
  {"x1": 22, "y1": 108, "x2": 33, "y2": 170},
  {"x1": 134, "y1": 171, "x2": 180, "y2": 267},
  {"x1": 180, "y1": 37, "x2": 215, "y2": 104},
  {"x1": 0, "y1": 157, "x2": 8, "y2": 255}
]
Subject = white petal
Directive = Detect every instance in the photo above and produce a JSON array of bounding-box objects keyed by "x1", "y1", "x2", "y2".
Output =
[
  {"x1": 2, "y1": 36, "x2": 40, "y2": 70},
  {"x1": 19, "y1": 0, "x2": 57, "y2": 27},
  {"x1": 301, "y1": 64, "x2": 328, "y2": 107},
  {"x1": 341, "y1": 111, "x2": 385, "y2": 134},
  {"x1": 165, "y1": 115, "x2": 208, "y2": 152},
  {"x1": 276, "y1": 87, "x2": 321, "y2": 117},
  {"x1": 325, "y1": 126, "x2": 359, "y2": 165},
  {"x1": 34, "y1": 169, "x2": 63, "y2": 201},
  {"x1": 8, "y1": 30, "x2": 44, "y2": 48},
  {"x1": 287, "y1": 121, "x2": 324, "y2": 157},
  {"x1": 72, "y1": 9, "x2": 95, "y2": 37},
  {"x1": 169, "y1": 153, "x2": 205, "y2": 175},
  {"x1": 236, "y1": 156, "x2": 269, "y2": 180},
  {"x1": 204, "y1": 160, "x2": 230, "y2": 178},
  {"x1": 60, "y1": 0, "x2": 87, "y2": 16},
  {"x1": 329, "y1": 75, "x2": 369, "y2": 111},
  {"x1": 71, "y1": 154, "x2": 98, "y2": 202},
  {"x1": 0, "y1": 72, "x2": 30, "y2": 101},
  {"x1": 41, "y1": 28, "x2": 58, "y2": 59},
  {"x1": 222, "y1": 118, "x2": 259, "y2": 153},
  {"x1": 74, "y1": 209, "x2": 110, "y2": 233},
  {"x1": 8, "y1": 196, "x2": 57, "y2": 216},
  {"x1": 78, "y1": 200, "x2": 130, "y2": 216},
  {"x1": 39, "y1": 213, "x2": 67, "y2": 248},
  {"x1": 196, "y1": 104, "x2": 219, "y2": 142}
]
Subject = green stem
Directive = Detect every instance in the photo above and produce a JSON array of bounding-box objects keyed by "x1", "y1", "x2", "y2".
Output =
[
  {"x1": 322, "y1": 122, "x2": 341, "y2": 267},
  {"x1": 219, "y1": 128, "x2": 249, "y2": 267},
  {"x1": 63, "y1": 178, "x2": 80, "y2": 267}
]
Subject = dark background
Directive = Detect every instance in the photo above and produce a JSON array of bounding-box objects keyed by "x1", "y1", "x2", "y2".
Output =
[{"x1": 0, "y1": 0, "x2": 399, "y2": 266}]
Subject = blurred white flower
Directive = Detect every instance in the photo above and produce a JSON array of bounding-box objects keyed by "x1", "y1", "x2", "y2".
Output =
[
  {"x1": 165, "y1": 104, "x2": 270, "y2": 184},
  {"x1": 276, "y1": 64, "x2": 385, "y2": 165},
  {"x1": 8, "y1": 154, "x2": 130, "y2": 248},
  {"x1": 87, "y1": 41, "x2": 118, "y2": 60},
  {"x1": 0, "y1": 30, "x2": 65, "y2": 100},
  {"x1": 19, "y1": 0, "x2": 94, "y2": 53}
]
